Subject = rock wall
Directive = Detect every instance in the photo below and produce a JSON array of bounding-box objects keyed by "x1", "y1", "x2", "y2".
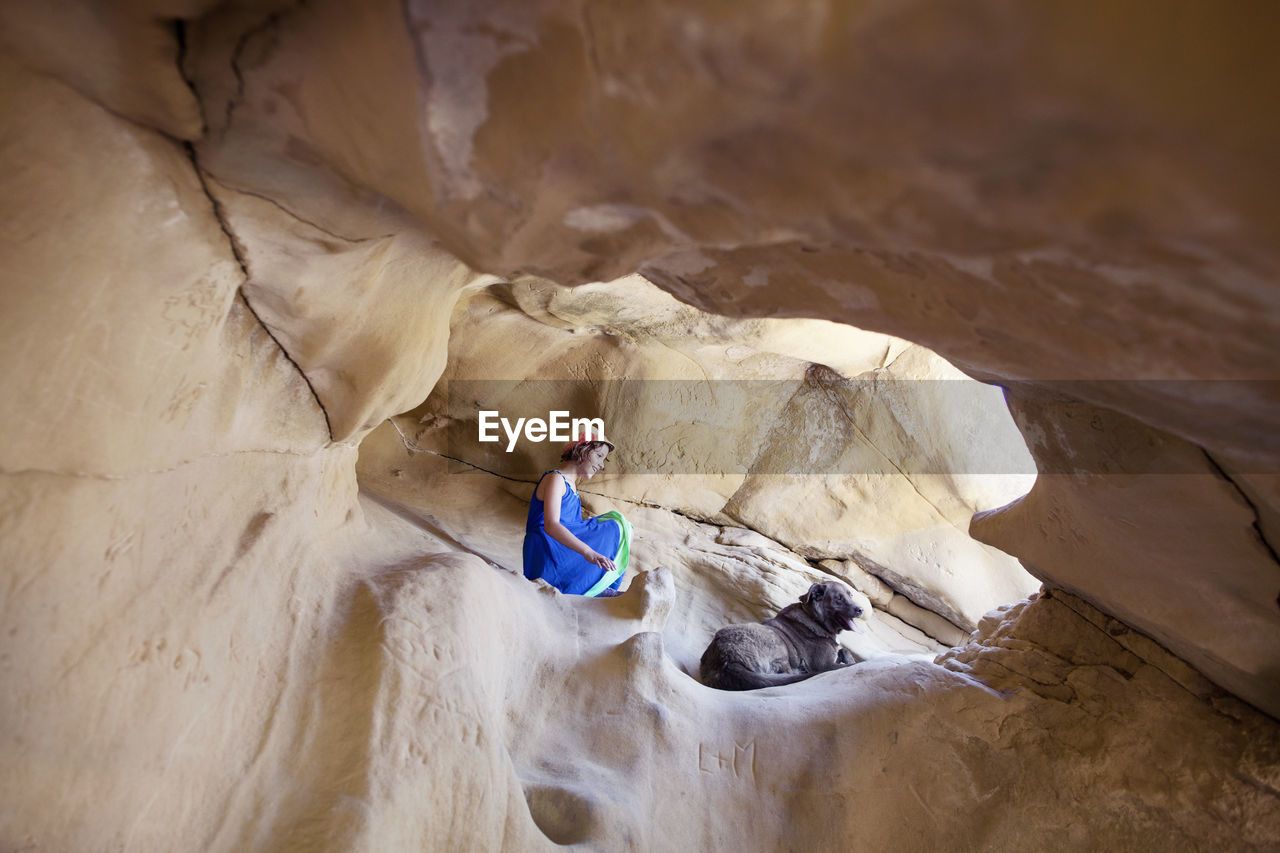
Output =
[
  {"x1": 178, "y1": 0, "x2": 1280, "y2": 711},
  {"x1": 2, "y1": 1, "x2": 1279, "y2": 851},
  {"x1": 0, "y1": 47, "x2": 355, "y2": 849}
]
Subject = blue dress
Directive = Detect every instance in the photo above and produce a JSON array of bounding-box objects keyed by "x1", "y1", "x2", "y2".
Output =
[{"x1": 523, "y1": 471, "x2": 626, "y2": 595}]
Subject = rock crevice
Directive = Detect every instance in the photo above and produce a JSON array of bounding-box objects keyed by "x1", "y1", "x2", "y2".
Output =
[{"x1": 181, "y1": 138, "x2": 337, "y2": 442}]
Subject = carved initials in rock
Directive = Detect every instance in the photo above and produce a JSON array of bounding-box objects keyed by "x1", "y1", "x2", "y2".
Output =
[{"x1": 698, "y1": 740, "x2": 757, "y2": 782}]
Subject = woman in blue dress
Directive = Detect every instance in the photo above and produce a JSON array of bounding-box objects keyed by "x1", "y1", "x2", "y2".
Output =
[{"x1": 523, "y1": 432, "x2": 632, "y2": 597}]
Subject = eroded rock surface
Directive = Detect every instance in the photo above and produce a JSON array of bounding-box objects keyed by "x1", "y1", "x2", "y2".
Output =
[
  {"x1": 2, "y1": 1, "x2": 1279, "y2": 851},
  {"x1": 253, "y1": 530, "x2": 1280, "y2": 851},
  {"x1": 172, "y1": 0, "x2": 1280, "y2": 715}
]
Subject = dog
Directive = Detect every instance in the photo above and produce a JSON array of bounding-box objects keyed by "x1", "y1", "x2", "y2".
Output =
[{"x1": 700, "y1": 581, "x2": 863, "y2": 691}]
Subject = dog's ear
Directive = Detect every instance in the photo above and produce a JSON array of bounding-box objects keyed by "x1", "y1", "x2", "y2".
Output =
[{"x1": 806, "y1": 583, "x2": 825, "y2": 603}]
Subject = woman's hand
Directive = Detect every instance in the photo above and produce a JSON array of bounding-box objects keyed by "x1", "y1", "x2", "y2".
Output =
[{"x1": 586, "y1": 551, "x2": 616, "y2": 573}]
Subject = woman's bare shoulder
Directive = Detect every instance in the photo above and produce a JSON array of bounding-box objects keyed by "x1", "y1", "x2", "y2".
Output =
[{"x1": 536, "y1": 470, "x2": 566, "y2": 502}]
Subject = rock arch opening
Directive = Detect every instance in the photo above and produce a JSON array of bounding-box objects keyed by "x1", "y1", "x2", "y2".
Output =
[{"x1": 357, "y1": 273, "x2": 1040, "y2": 669}]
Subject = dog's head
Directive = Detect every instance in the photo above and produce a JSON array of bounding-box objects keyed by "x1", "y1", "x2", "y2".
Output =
[{"x1": 800, "y1": 582, "x2": 864, "y2": 635}]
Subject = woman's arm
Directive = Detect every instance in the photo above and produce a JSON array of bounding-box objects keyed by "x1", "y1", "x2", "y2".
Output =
[{"x1": 542, "y1": 475, "x2": 616, "y2": 572}]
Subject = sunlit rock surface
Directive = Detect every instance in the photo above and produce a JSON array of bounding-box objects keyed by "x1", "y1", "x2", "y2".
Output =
[
  {"x1": 2, "y1": 1, "x2": 1279, "y2": 850},
  {"x1": 388, "y1": 274, "x2": 1038, "y2": 633}
]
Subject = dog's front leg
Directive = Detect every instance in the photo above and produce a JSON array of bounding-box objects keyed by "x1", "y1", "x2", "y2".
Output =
[{"x1": 808, "y1": 648, "x2": 854, "y2": 674}]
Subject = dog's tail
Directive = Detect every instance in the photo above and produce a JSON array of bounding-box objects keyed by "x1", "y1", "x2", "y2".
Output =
[{"x1": 704, "y1": 662, "x2": 820, "y2": 692}]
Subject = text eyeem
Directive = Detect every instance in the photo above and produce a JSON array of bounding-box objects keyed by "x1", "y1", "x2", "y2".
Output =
[{"x1": 478, "y1": 411, "x2": 605, "y2": 452}]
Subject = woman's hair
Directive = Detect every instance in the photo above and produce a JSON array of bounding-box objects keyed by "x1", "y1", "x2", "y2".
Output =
[{"x1": 562, "y1": 440, "x2": 611, "y2": 463}]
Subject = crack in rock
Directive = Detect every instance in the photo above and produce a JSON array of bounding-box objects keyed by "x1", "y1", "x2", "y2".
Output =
[
  {"x1": 202, "y1": 173, "x2": 397, "y2": 245},
  {"x1": 807, "y1": 363, "x2": 961, "y2": 532},
  {"x1": 385, "y1": 418, "x2": 538, "y2": 486},
  {"x1": 1202, "y1": 450, "x2": 1280, "y2": 569},
  {"x1": 225, "y1": 11, "x2": 285, "y2": 136},
  {"x1": 171, "y1": 18, "x2": 334, "y2": 441},
  {"x1": 178, "y1": 140, "x2": 335, "y2": 442}
]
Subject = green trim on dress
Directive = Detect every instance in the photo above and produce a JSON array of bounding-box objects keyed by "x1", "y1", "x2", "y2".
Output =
[{"x1": 582, "y1": 510, "x2": 632, "y2": 597}]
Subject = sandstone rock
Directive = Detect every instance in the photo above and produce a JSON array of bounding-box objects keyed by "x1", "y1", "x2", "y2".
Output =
[
  {"x1": 0, "y1": 54, "x2": 327, "y2": 476},
  {"x1": 714, "y1": 526, "x2": 788, "y2": 553},
  {"x1": 0, "y1": 0, "x2": 211, "y2": 140},
  {"x1": 818, "y1": 557, "x2": 894, "y2": 608},
  {"x1": 887, "y1": 594, "x2": 970, "y2": 648},
  {"x1": 400, "y1": 275, "x2": 1039, "y2": 632},
  {"x1": 4, "y1": 2, "x2": 1280, "y2": 851},
  {"x1": 973, "y1": 390, "x2": 1280, "y2": 718},
  {"x1": 208, "y1": 180, "x2": 498, "y2": 442},
  {"x1": 249, "y1": 516, "x2": 1280, "y2": 850}
]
